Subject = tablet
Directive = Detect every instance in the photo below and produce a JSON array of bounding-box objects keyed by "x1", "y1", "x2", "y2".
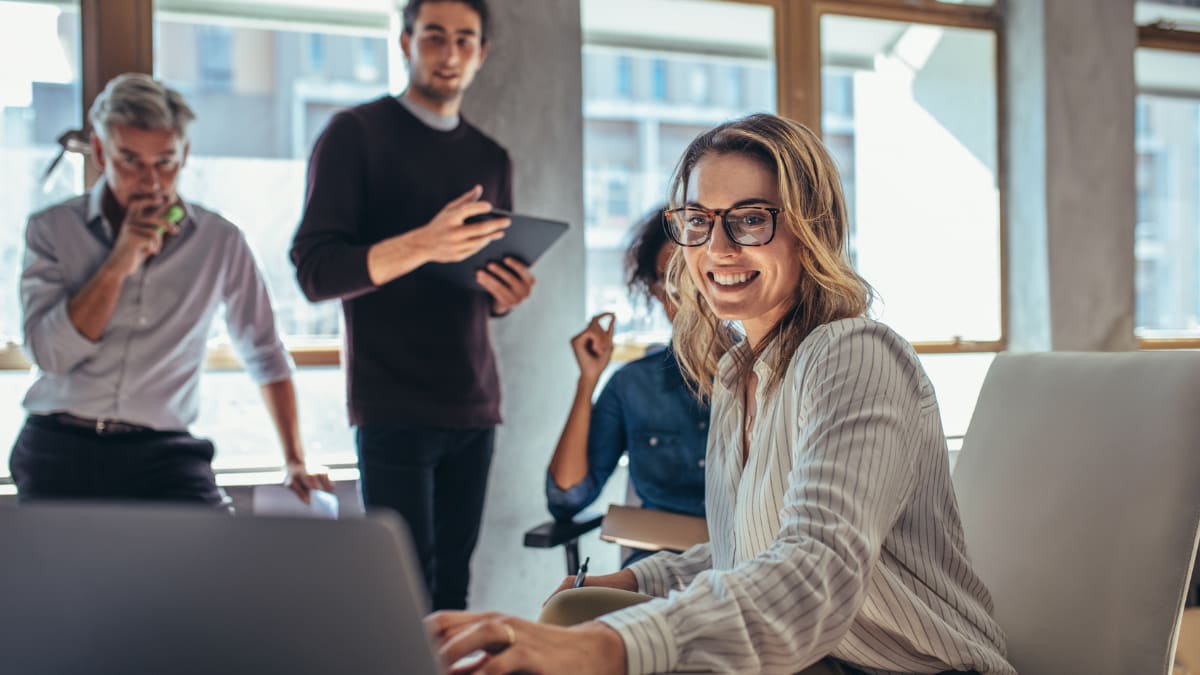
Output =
[{"x1": 423, "y1": 211, "x2": 569, "y2": 290}]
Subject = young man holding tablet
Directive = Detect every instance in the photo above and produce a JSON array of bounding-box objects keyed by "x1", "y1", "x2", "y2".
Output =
[{"x1": 290, "y1": 0, "x2": 533, "y2": 610}]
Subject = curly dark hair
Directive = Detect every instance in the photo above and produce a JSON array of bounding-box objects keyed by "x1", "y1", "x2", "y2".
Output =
[
  {"x1": 403, "y1": 0, "x2": 490, "y2": 44},
  {"x1": 623, "y1": 205, "x2": 672, "y2": 304}
]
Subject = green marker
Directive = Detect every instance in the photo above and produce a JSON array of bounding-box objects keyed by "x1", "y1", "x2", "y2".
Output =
[{"x1": 158, "y1": 204, "x2": 185, "y2": 234}]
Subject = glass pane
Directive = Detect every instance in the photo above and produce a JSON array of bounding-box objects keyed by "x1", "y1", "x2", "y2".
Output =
[
  {"x1": 151, "y1": 5, "x2": 395, "y2": 470},
  {"x1": 582, "y1": 0, "x2": 776, "y2": 343},
  {"x1": 917, "y1": 352, "x2": 994, "y2": 438},
  {"x1": 821, "y1": 14, "x2": 1000, "y2": 344},
  {"x1": 0, "y1": 0, "x2": 83, "y2": 346},
  {"x1": 0, "y1": 369, "x2": 29, "y2": 479},
  {"x1": 1136, "y1": 0, "x2": 1200, "y2": 26},
  {"x1": 1134, "y1": 47, "x2": 1200, "y2": 337},
  {"x1": 194, "y1": 367, "x2": 352, "y2": 472},
  {"x1": 153, "y1": 7, "x2": 397, "y2": 343}
]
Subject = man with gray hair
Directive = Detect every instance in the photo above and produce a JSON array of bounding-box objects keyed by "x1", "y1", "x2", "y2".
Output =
[{"x1": 12, "y1": 72, "x2": 332, "y2": 507}]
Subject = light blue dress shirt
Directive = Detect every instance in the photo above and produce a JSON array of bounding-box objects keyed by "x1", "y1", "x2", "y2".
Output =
[{"x1": 19, "y1": 179, "x2": 293, "y2": 431}]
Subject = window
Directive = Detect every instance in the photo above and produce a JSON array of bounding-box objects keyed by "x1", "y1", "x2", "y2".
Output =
[
  {"x1": 0, "y1": 0, "x2": 82, "y2": 346},
  {"x1": 152, "y1": 4, "x2": 397, "y2": 470},
  {"x1": 814, "y1": 4, "x2": 1002, "y2": 436},
  {"x1": 0, "y1": 0, "x2": 82, "y2": 477},
  {"x1": 614, "y1": 55, "x2": 632, "y2": 98},
  {"x1": 154, "y1": 8, "x2": 394, "y2": 344},
  {"x1": 0, "y1": 2, "x2": 401, "y2": 478},
  {"x1": 1132, "y1": 42, "x2": 1200, "y2": 338},
  {"x1": 581, "y1": 0, "x2": 777, "y2": 341},
  {"x1": 650, "y1": 58, "x2": 668, "y2": 101},
  {"x1": 307, "y1": 34, "x2": 326, "y2": 72},
  {"x1": 819, "y1": 14, "x2": 1001, "y2": 347},
  {"x1": 195, "y1": 26, "x2": 233, "y2": 91}
]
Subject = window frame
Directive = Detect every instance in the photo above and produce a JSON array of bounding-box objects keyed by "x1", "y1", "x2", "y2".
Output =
[
  {"x1": 1, "y1": 0, "x2": 1007, "y2": 375},
  {"x1": 1, "y1": 0, "x2": 373, "y2": 373},
  {"x1": 1134, "y1": 21, "x2": 1200, "y2": 350},
  {"x1": 796, "y1": 0, "x2": 1007, "y2": 354}
]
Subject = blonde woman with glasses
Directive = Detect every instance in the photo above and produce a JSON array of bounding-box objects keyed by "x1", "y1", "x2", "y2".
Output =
[{"x1": 425, "y1": 114, "x2": 1014, "y2": 675}]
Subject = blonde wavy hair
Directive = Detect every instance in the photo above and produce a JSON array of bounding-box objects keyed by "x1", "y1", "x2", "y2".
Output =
[{"x1": 666, "y1": 113, "x2": 873, "y2": 398}]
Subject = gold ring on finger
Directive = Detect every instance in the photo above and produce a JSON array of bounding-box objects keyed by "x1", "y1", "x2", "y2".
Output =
[{"x1": 502, "y1": 622, "x2": 517, "y2": 648}]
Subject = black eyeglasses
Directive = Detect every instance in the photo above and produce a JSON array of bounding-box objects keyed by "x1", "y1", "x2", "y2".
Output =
[{"x1": 663, "y1": 206, "x2": 780, "y2": 247}]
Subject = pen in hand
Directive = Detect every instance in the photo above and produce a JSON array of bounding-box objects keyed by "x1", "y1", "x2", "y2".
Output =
[{"x1": 573, "y1": 556, "x2": 590, "y2": 588}]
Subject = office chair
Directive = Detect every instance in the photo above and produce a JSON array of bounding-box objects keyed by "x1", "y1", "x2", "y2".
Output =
[
  {"x1": 524, "y1": 509, "x2": 605, "y2": 576},
  {"x1": 1176, "y1": 608, "x2": 1200, "y2": 674},
  {"x1": 524, "y1": 479, "x2": 707, "y2": 575},
  {"x1": 953, "y1": 351, "x2": 1200, "y2": 675}
]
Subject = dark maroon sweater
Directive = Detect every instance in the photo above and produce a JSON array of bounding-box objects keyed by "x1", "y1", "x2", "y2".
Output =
[{"x1": 291, "y1": 97, "x2": 513, "y2": 427}]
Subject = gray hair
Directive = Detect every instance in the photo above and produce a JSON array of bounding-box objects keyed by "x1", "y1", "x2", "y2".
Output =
[{"x1": 88, "y1": 73, "x2": 196, "y2": 142}]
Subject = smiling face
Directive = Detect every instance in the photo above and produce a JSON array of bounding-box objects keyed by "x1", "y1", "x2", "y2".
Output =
[
  {"x1": 400, "y1": 1, "x2": 488, "y2": 115},
  {"x1": 681, "y1": 152, "x2": 802, "y2": 347}
]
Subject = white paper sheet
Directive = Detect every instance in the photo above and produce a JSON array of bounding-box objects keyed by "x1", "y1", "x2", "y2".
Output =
[{"x1": 252, "y1": 484, "x2": 339, "y2": 519}]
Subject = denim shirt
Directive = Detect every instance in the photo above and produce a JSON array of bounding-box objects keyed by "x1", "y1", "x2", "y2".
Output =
[{"x1": 545, "y1": 345, "x2": 709, "y2": 521}]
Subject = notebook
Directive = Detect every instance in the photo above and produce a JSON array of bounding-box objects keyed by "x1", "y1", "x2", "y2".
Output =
[
  {"x1": 0, "y1": 503, "x2": 442, "y2": 675},
  {"x1": 599, "y1": 504, "x2": 709, "y2": 553}
]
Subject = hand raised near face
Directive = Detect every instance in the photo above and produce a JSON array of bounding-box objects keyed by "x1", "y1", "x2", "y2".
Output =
[
  {"x1": 106, "y1": 195, "x2": 180, "y2": 278},
  {"x1": 569, "y1": 312, "x2": 615, "y2": 382}
]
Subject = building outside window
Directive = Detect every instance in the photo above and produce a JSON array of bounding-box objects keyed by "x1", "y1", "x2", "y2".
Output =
[
  {"x1": 818, "y1": 12, "x2": 1001, "y2": 438},
  {"x1": 581, "y1": 0, "x2": 776, "y2": 342},
  {"x1": 195, "y1": 25, "x2": 234, "y2": 92},
  {"x1": 151, "y1": 4, "x2": 397, "y2": 471},
  {"x1": 0, "y1": 0, "x2": 83, "y2": 478},
  {"x1": 1133, "y1": 31, "x2": 1200, "y2": 339}
]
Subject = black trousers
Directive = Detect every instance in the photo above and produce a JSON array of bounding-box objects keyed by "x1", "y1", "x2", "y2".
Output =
[
  {"x1": 9, "y1": 415, "x2": 228, "y2": 508},
  {"x1": 355, "y1": 424, "x2": 495, "y2": 611}
]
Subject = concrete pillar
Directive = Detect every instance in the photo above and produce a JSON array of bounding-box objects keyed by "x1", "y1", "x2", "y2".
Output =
[
  {"x1": 460, "y1": 0, "x2": 590, "y2": 616},
  {"x1": 1004, "y1": 0, "x2": 1137, "y2": 351}
]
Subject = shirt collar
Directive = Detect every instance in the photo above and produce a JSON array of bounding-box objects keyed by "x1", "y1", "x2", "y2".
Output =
[
  {"x1": 85, "y1": 178, "x2": 107, "y2": 235},
  {"x1": 396, "y1": 93, "x2": 461, "y2": 132},
  {"x1": 717, "y1": 337, "x2": 778, "y2": 391}
]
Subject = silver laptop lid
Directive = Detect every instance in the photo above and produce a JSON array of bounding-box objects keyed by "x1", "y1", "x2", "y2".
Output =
[{"x1": 0, "y1": 504, "x2": 442, "y2": 675}]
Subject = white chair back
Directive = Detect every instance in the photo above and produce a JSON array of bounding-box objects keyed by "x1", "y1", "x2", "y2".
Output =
[{"x1": 954, "y1": 351, "x2": 1200, "y2": 675}]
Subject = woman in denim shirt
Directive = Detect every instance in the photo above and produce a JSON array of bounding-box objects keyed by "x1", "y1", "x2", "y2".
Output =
[{"x1": 545, "y1": 208, "x2": 710, "y2": 565}]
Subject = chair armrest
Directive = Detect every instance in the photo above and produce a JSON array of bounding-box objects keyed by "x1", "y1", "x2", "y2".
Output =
[{"x1": 523, "y1": 511, "x2": 604, "y2": 548}]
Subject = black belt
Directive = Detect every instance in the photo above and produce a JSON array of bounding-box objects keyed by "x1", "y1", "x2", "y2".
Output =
[{"x1": 39, "y1": 412, "x2": 157, "y2": 435}]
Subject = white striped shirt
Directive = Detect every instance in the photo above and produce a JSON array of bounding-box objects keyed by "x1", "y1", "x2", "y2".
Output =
[{"x1": 598, "y1": 318, "x2": 1014, "y2": 675}]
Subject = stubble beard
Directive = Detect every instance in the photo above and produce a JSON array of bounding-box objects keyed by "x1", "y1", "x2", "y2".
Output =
[{"x1": 410, "y1": 75, "x2": 464, "y2": 105}]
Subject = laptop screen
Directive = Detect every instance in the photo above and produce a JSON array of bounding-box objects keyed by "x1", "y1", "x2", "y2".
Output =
[{"x1": 0, "y1": 503, "x2": 442, "y2": 675}]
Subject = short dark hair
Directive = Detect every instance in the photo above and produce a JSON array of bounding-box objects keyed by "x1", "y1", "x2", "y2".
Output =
[
  {"x1": 403, "y1": 0, "x2": 490, "y2": 44},
  {"x1": 623, "y1": 205, "x2": 672, "y2": 304}
]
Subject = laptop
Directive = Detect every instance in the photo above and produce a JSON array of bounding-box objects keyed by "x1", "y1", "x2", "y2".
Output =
[{"x1": 0, "y1": 503, "x2": 443, "y2": 675}]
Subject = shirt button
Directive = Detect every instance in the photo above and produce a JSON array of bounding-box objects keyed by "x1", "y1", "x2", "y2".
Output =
[
  {"x1": 648, "y1": 436, "x2": 659, "y2": 447},
  {"x1": 699, "y1": 421, "x2": 707, "y2": 430},
  {"x1": 698, "y1": 459, "x2": 706, "y2": 468}
]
